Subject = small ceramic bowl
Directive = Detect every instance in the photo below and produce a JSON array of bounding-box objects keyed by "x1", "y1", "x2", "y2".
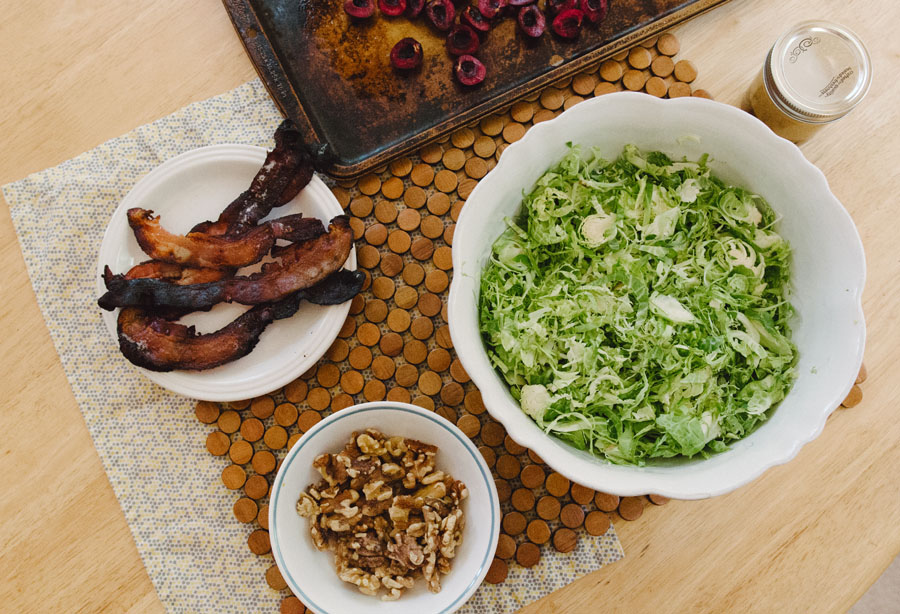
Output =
[{"x1": 269, "y1": 402, "x2": 500, "y2": 614}]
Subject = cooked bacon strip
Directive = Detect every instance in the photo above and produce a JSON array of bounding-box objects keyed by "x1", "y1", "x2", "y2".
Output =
[
  {"x1": 268, "y1": 214, "x2": 325, "y2": 243},
  {"x1": 120, "y1": 261, "x2": 232, "y2": 284},
  {"x1": 190, "y1": 119, "x2": 313, "y2": 236},
  {"x1": 117, "y1": 269, "x2": 365, "y2": 371},
  {"x1": 98, "y1": 216, "x2": 352, "y2": 311}
]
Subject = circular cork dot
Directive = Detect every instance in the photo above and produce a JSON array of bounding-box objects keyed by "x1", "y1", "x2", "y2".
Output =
[
  {"x1": 229, "y1": 440, "x2": 253, "y2": 465},
  {"x1": 395, "y1": 364, "x2": 419, "y2": 387},
  {"x1": 480, "y1": 115, "x2": 504, "y2": 136},
  {"x1": 418, "y1": 293, "x2": 442, "y2": 317},
  {"x1": 502, "y1": 122, "x2": 526, "y2": 143},
  {"x1": 234, "y1": 497, "x2": 258, "y2": 523},
  {"x1": 520, "y1": 464, "x2": 545, "y2": 489},
  {"x1": 390, "y1": 157, "x2": 413, "y2": 177},
  {"x1": 651, "y1": 54, "x2": 675, "y2": 78},
  {"x1": 375, "y1": 201, "x2": 399, "y2": 224},
  {"x1": 457, "y1": 414, "x2": 481, "y2": 437},
  {"x1": 381, "y1": 176, "x2": 404, "y2": 200},
  {"x1": 623, "y1": 69, "x2": 648, "y2": 91},
  {"x1": 218, "y1": 410, "x2": 241, "y2": 433},
  {"x1": 479, "y1": 444, "x2": 496, "y2": 467},
  {"x1": 300, "y1": 365, "x2": 318, "y2": 380},
  {"x1": 332, "y1": 186, "x2": 351, "y2": 208},
  {"x1": 426, "y1": 194, "x2": 451, "y2": 218},
  {"x1": 553, "y1": 528, "x2": 577, "y2": 553},
  {"x1": 612, "y1": 48, "x2": 628, "y2": 61},
  {"x1": 287, "y1": 433, "x2": 302, "y2": 450},
  {"x1": 248, "y1": 529, "x2": 271, "y2": 555},
  {"x1": 540, "y1": 88, "x2": 564, "y2": 110},
  {"x1": 404, "y1": 186, "x2": 427, "y2": 208},
  {"x1": 504, "y1": 435, "x2": 527, "y2": 455},
  {"x1": 674, "y1": 59, "x2": 697, "y2": 83},
  {"x1": 404, "y1": 339, "x2": 428, "y2": 364},
  {"x1": 657, "y1": 32, "x2": 680, "y2": 56},
  {"x1": 396, "y1": 208, "x2": 421, "y2": 232},
  {"x1": 340, "y1": 370, "x2": 365, "y2": 395},
  {"x1": 509, "y1": 101, "x2": 533, "y2": 123},
  {"x1": 195, "y1": 401, "x2": 219, "y2": 424},
  {"x1": 394, "y1": 285, "x2": 418, "y2": 309},
  {"x1": 380, "y1": 253, "x2": 404, "y2": 277},
  {"x1": 441, "y1": 303, "x2": 449, "y2": 323},
  {"x1": 516, "y1": 542, "x2": 541, "y2": 568},
  {"x1": 316, "y1": 364, "x2": 340, "y2": 388},
  {"x1": 363, "y1": 379, "x2": 387, "y2": 402},
  {"x1": 364, "y1": 299, "x2": 388, "y2": 324},
  {"x1": 349, "y1": 294, "x2": 366, "y2": 316},
  {"x1": 349, "y1": 346, "x2": 373, "y2": 370},
  {"x1": 465, "y1": 156, "x2": 488, "y2": 180},
  {"x1": 842, "y1": 385, "x2": 863, "y2": 408},
  {"x1": 668, "y1": 81, "x2": 692, "y2": 98},
  {"x1": 371, "y1": 277, "x2": 395, "y2": 300},
  {"x1": 327, "y1": 339, "x2": 350, "y2": 362},
  {"x1": 496, "y1": 533, "x2": 517, "y2": 560},
  {"x1": 240, "y1": 418, "x2": 264, "y2": 443},
  {"x1": 585, "y1": 511, "x2": 611, "y2": 536},
  {"x1": 285, "y1": 379, "x2": 308, "y2": 403},
  {"x1": 280, "y1": 596, "x2": 306, "y2": 614},
  {"x1": 307, "y1": 387, "x2": 331, "y2": 411},
  {"x1": 502, "y1": 511, "x2": 527, "y2": 536},
  {"x1": 349, "y1": 195, "x2": 373, "y2": 218},
  {"x1": 386, "y1": 309, "x2": 411, "y2": 333},
  {"x1": 222, "y1": 464, "x2": 247, "y2": 490},
  {"x1": 484, "y1": 558, "x2": 508, "y2": 584},
  {"x1": 364, "y1": 223, "x2": 388, "y2": 246},
  {"x1": 856, "y1": 363, "x2": 868, "y2": 384},
  {"x1": 645, "y1": 76, "x2": 668, "y2": 98},
  {"x1": 264, "y1": 426, "x2": 288, "y2": 450},
  {"x1": 420, "y1": 142, "x2": 443, "y2": 164},
  {"x1": 449, "y1": 359, "x2": 470, "y2": 383},
  {"x1": 245, "y1": 474, "x2": 269, "y2": 500},
  {"x1": 599, "y1": 59, "x2": 623, "y2": 81},
  {"x1": 410, "y1": 164, "x2": 434, "y2": 187},
  {"x1": 573, "y1": 73, "x2": 597, "y2": 95},
  {"x1": 349, "y1": 217, "x2": 365, "y2": 240},
  {"x1": 563, "y1": 95, "x2": 584, "y2": 111},
  {"x1": 435, "y1": 325, "x2": 453, "y2": 349},
  {"x1": 425, "y1": 270, "x2": 449, "y2": 293},
  {"x1": 594, "y1": 81, "x2": 618, "y2": 96},
  {"x1": 481, "y1": 421, "x2": 505, "y2": 447},
  {"x1": 386, "y1": 388, "x2": 410, "y2": 404},
  {"x1": 332, "y1": 393, "x2": 354, "y2": 411},
  {"x1": 570, "y1": 483, "x2": 594, "y2": 505},
  {"x1": 411, "y1": 316, "x2": 435, "y2": 341},
  {"x1": 496, "y1": 454, "x2": 521, "y2": 479},
  {"x1": 265, "y1": 564, "x2": 287, "y2": 590},
  {"x1": 527, "y1": 449, "x2": 544, "y2": 464},
  {"x1": 442, "y1": 148, "x2": 466, "y2": 171},
  {"x1": 418, "y1": 370, "x2": 442, "y2": 396},
  {"x1": 512, "y1": 488, "x2": 536, "y2": 512},
  {"x1": 412, "y1": 396, "x2": 435, "y2": 411},
  {"x1": 560, "y1": 503, "x2": 585, "y2": 528},
  {"x1": 229, "y1": 399, "x2": 251, "y2": 410},
  {"x1": 619, "y1": 496, "x2": 645, "y2": 520},
  {"x1": 473, "y1": 135, "x2": 497, "y2": 158},
  {"x1": 546, "y1": 472, "x2": 570, "y2": 497},
  {"x1": 527, "y1": 519, "x2": 551, "y2": 545},
  {"x1": 371, "y1": 355, "x2": 396, "y2": 380},
  {"x1": 536, "y1": 495, "x2": 561, "y2": 520},
  {"x1": 358, "y1": 174, "x2": 381, "y2": 196},
  {"x1": 628, "y1": 46, "x2": 652, "y2": 69},
  {"x1": 380, "y1": 332, "x2": 404, "y2": 356},
  {"x1": 427, "y1": 347, "x2": 451, "y2": 371},
  {"x1": 451, "y1": 127, "x2": 475, "y2": 149},
  {"x1": 450, "y1": 200, "x2": 465, "y2": 221},
  {"x1": 532, "y1": 108, "x2": 556, "y2": 124},
  {"x1": 649, "y1": 494, "x2": 670, "y2": 506},
  {"x1": 387, "y1": 230, "x2": 411, "y2": 254},
  {"x1": 338, "y1": 317, "x2": 356, "y2": 339},
  {"x1": 692, "y1": 88, "x2": 713, "y2": 99},
  {"x1": 357, "y1": 322, "x2": 382, "y2": 346},
  {"x1": 401, "y1": 262, "x2": 425, "y2": 286},
  {"x1": 410, "y1": 237, "x2": 435, "y2": 261},
  {"x1": 252, "y1": 450, "x2": 277, "y2": 475},
  {"x1": 206, "y1": 431, "x2": 230, "y2": 456},
  {"x1": 495, "y1": 478, "x2": 512, "y2": 503},
  {"x1": 435, "y1": 169, "x2": 458, "y2": 193},
  {"x1": 440, "y1": 382, "x2": 464, "y2": 406}
]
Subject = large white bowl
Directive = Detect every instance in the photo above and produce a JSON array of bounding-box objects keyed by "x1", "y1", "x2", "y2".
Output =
[
  {"x1": 448, "y1": 92, "x2": 866, "y2": 500},
  {"x1": 269, "y1": 402, "x2": 500, "y2": 614}
]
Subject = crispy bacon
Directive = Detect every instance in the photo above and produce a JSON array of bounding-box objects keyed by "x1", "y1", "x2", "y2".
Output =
[
  {"x1": 117, "y1": 269, "x2": 365, "y2": 371},
  {"x1": 127, "y1": 209, "x2": 325, "y2": 269},
  {"x1": 120, "y1": 261, "x2": 232, "y2": 284},
  {"x1": 98, "y1": 216, "x2": 352, "y2": 311}
]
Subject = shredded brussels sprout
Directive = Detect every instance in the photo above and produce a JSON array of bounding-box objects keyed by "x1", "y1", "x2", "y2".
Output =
[{"x1": 479, "y1": 145, "x2": 797, "y2": 465}]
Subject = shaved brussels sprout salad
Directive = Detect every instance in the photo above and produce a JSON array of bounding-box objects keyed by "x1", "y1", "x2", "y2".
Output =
[{"x1": 479, "y1": 145, "x2": 797, "y2": 465}]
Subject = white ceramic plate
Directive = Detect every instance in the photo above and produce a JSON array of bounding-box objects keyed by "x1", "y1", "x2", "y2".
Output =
[
  {"x1": 448, "y1": 92, "x2": 866, "y2": 500},
  {"x1": 96, "y1": 144, "x2": 354, "y2": 401},
  {"x1": 270, "y1": 402, "x2": 500, "y2": 614}
]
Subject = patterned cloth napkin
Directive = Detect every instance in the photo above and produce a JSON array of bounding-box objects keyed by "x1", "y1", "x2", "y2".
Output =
[{"x1": 2, "y1": 79, "x2": 623, "y2": 614}]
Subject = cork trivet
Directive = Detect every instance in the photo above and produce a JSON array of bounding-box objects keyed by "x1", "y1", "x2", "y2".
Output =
[
  {"x1": 435, "y1": 169, "x2": 458, "y2": 193},
  {"x1": 618, "y1": 496, "x2": 645, "y2": 521},
  {"x1": 404, "y1": 186, "x2": 427, "y2": 208},
  {"x1": 410, "y1": 163, "x2": 434, "y2": 187},
  {"x1": 375, "y1": 201, "x2": 399, "y2": 224},
  {"x1": 560, "y1": 503, "x2": 586, "y2": 529},
  {"x1": 217, "y1": 410, "x2": 241, "y2": 434},
  {"x1": 516, "y1": 542, "x2": 541, "y2": 568},
  {"x1": 527, "y1": 519, "x2": 551, "y2": 545},
  {"x1": 245, "y1": 475, "x2": 269, "y2": 500},
  {"x1": 479, "y1": 444, "x2": 496, "y2": 468},
  {"x1": 623, "y1": 69, "x2": 648, "y2": 91},
  {"x1": 410, "y1": 237, "x2": 435, "y2": 260},
  {"x1": 229, "y1": 440, "x2": 254, "y2": 465},
  {"x1": 222, "y1": 464, "x2": 247, "y2": 490},
  {"x1": 651, "y1": 54, "x2": 675, "y2": 78},
  {"x1": 357, "y1": 173, "x2": 381, "y2": 196},
  {"x1": 496, "y1": 533, "x2": 517, "y2": 560},
  {"x1": 645, "y1": 76, "x2": 668, "y2": 98},
  {"x1": 599, "y1": 59, "x2": 623, "y2": 81},
  {"x1": 536, "y1": 495, "x2": 561, "y2": 521},
  {"x1": 442, "y1": 148, "x2": 466, "y2": 171},
  {"x1": 495, "y1": 479, "x2": 512, "y2": 503},
  {"x1": 389, "y1": 157, "x2": 412, "y2": 177},
  {"x1": 252, "y1": 450, "x2": 278, "y2": 475},
  {"x1": 195, "y1": 401, "x2": 219, "y2": 424},
  {"x1": 280, "y1": 596, "x2": 307, "y2": 614},
  {"x1": 553, "y1": 528, "x2": 578, "y2": 553},
  {"x1": 570, "y1": 483, "x2": 595, "y2": 505},
  {"x1": 503, "y1": 511, "x2": 527, "y2": 536},
  {"x1": 546, "y1": 472, "x2": 570, "y2": 497},
  {"x1": 248, "y1": 529, "x2": 271, "y2": 555},
  {"x1": 504, "y1": 435, "x2": 527, "y2": 456},
  {"x1": 648, "y1": 494, "x2": 670, "y2": 506},
  {"x1": 595, "y1": 492, "x2": 620, "y2": 512},
  {"x1": 206, "y1": 431, "x2": 230, "y2": 456},
  {"x1": 668, "y1": 81, "x2": 692, "y2": 98},
  {"x1": 585, "y1": 511, "x2": 611, "y2": 536},
  {"x1": 484, "y1": 558, "x2": 509, "y2": 584},
  {"x1": 451, "y1": 127, "x2": 475, "y2": 149},
  {"x1": 419, "y1": 143, "x2": 443, "y2": 164},
  {"x1": 496, "y1": 454, "x2": 521, "y2": 479},
  {"x1": 511, "y1": 488, "x2": 536, "y2": 512},
  {"x1": 674, "y1": 59, "x2": 697, "y2": 83},
  {"x1": 234, "y1": 497, "x2": 258, "y2": 523},
  {"x1": 520, "y1": 464, "x2": 545, "y2": 489},
  {"x1": 842, "y1": 385, "x2": 863, "y2": 408},
  {"x1": 628, "y1": 46, "x2": 652, "y2": 69}
]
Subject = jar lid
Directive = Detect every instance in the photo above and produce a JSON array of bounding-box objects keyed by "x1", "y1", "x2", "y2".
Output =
[{"x1": 765, "y1": 20, "x2": 872, "y2": 123}]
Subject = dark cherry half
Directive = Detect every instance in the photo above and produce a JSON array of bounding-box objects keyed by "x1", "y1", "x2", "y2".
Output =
[
  {"x1": 446, "y1": 24, "x2": 480, "y2": 55},
  {"x1": 454, "y1": 54, "x2": 486, "y2": 85},
  {"x1": 344, "y1": 0, "x2": 375, "y2": 18},
  {"x1": 580, "y1": 0, "x2": 608, "y2": 23},
  {"x1": 477, "y1": 0, "x2": 507, "y2": 19},
  {"x1": 546, "y1": 0, "x2": 576, "y2": 15},
  {"x1": 406, "y1": 0, "x2": 425, "y2": 16},
  {"x1": 552, "y1": 8, "x2": 584, "y2": 38},
  {"x1": 461, "y1": 5, "x2": 491, "y2": 31},
  {"x1": 517, "y1": 5, "x2": 546, "y2": 37},
  {"x1": 426, "y1": 0, "x2": 456, "y2": 30},
  {"x1": 390, "y1": 37, "x2": 424, "y2": 70},
  {"x1": 378, "y1": 0, "x2": 407, "y2": 16}
]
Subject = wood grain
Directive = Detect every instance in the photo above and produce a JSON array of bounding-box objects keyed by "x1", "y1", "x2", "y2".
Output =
[{"x1": 0, "y1": 0, "x2": 898, "y2": 613}]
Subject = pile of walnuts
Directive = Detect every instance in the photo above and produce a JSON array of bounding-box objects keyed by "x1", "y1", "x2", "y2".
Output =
[{"x1": 297, "y1": 429, "x2": 468, "y2": 600}]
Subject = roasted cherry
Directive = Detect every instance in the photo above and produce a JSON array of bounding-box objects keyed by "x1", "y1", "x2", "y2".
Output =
[
  {"x1": 446, "y1": 24, "x2": 480, "y2": 55},
  {"x1": 406, "y1": 0, "x2": 425, "y2": 16},
  {"x1": 378, "y1": 0, "x2": 407, "y2": 16},
  {"x1": 552, "y1": 8, "x2": 584, "y2": 38},
  {"x1": 344, "y1": 0, "x2": 375, "y2": 18},
  {"x1": 477, "y1": 0, "x2": 507, "y2": 19},
  {"x1": 390, "y1": 37, "x2": 424, "y2": 70},
  {"x1": 426, "y1": 0, "x2": 456, "y2": 30},
  {"x1": 580, "y1": 0, "x2": 608, "y2": 23},
  {"x1": 461, "y1": 5, "x2": 491, "y2": 31},
  {"x1": 517, "y1": 4, "x2": 546, "y2": 37},
  {"x1": 546, "y1": 0, "x2": 576, "y2": 15},
  {"x1": 454, "y1": 54, "x2": 486, "y2": 86}
]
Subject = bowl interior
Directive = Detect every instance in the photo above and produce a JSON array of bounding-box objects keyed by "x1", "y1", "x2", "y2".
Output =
[
  {"x1": 270, "y1": 402, "x2": 500, "y2": 614},
  {"x1": 449, "y1": 93, "x2": 865, "y2": 498}
]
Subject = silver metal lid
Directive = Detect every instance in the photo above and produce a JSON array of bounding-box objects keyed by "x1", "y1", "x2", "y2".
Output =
[{"x1": 765, "y1": 20, "x2": 872, "y2": 123}]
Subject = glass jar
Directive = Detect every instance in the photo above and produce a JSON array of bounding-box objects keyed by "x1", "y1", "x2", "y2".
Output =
[{"x1": 747, "y1": 20, "x2": 872, "y2": 142}]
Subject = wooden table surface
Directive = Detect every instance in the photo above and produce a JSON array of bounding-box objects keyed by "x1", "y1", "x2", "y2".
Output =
[{"x1": 1, "y1": 0, "x2": 898, "y2": 612}]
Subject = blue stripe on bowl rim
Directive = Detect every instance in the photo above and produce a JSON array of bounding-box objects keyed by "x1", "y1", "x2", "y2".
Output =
[{"x1": 270, "y1": 403, "x2": 500, "y2": 614}]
